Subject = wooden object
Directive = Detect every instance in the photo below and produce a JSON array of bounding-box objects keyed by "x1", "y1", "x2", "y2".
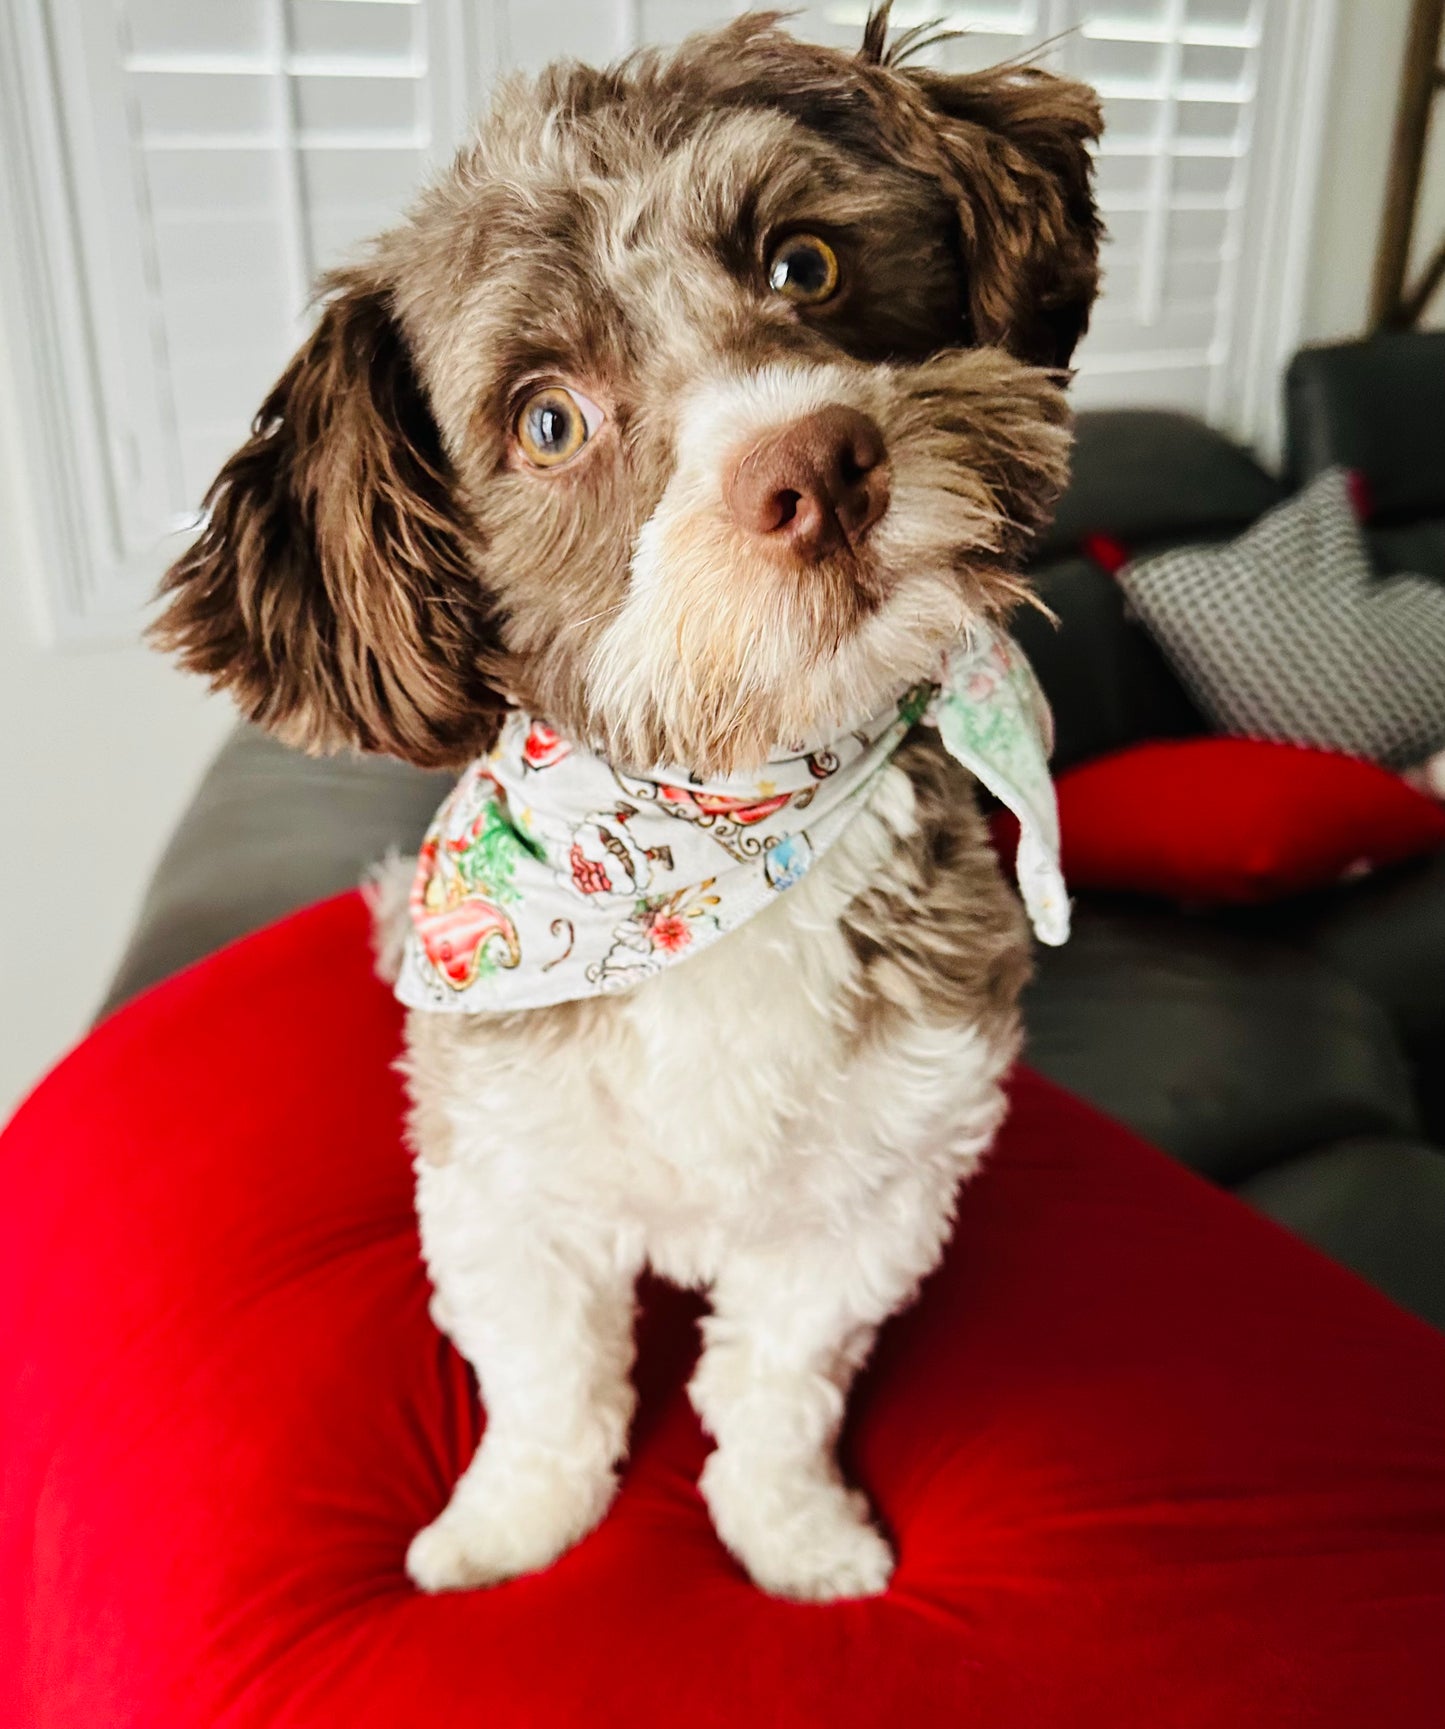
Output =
[{"x1": 1371, "y1": 0, "x2": 1445, "y2": 329}]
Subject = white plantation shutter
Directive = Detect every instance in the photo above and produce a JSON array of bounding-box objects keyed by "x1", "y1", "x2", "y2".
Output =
[
  {"x1": 2, "y1": 0, "x2": 1328, "y2": 639},
  {"x1": 819, "y1": 1, "x2": 1312, "y2": 419},
  {"x1": 1061, "y1": 1, "x2": 1277, "y2": 416},
  {"x1": 3, "y1": 0, "x2": 469, "y2": 632},
  {"x1": 111, "y1": 0, "x2": 465, "y2": 513}
]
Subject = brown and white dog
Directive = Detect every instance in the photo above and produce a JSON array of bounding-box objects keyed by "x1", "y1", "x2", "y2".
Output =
[{"x1": 153, "y1": 6, "x2": 1101, "y2": 1601}]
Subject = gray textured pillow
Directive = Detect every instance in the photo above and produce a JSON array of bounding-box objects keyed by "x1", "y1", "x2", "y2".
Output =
[{"x1": 1118, "y1": 469, "x2": 1445, "y2": 769}]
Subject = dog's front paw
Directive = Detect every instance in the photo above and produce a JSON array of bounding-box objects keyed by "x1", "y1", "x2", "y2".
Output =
[
  {"x1": 406, "y1": 1510, "x2": 506, "y2": 1593},
  {"x1": 425, "y1": 1287, "x2": 456, "y2": 1342},
  {"x1": 701, "y1": 1454, "x2": 894, "y2": 1603},
  {"x1": 406, "y1": 1449, "x2": 616, "y2": 1593}
]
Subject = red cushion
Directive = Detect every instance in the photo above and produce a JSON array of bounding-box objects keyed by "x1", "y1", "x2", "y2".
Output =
[
  {"x1": 3, "y1": 893, "x2": 1443, "y2": 1728},
  {"x1": 996, "y1": 737, "x2": 1445, "y2": 905},
  {"x1": 1081, "y1": 529, "x2": 1132, "y2": 574}
]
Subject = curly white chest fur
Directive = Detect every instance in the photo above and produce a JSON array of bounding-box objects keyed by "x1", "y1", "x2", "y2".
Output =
[{"x1": 396, "y1": 751, "x2": 1024, "y2": 1602}]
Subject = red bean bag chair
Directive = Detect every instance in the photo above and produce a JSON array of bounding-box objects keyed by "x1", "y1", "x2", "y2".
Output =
[{"x1": 2, "y1": 893, "x2": 1443, "y2": 1729}]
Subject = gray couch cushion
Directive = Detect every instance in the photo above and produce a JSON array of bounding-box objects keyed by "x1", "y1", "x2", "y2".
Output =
[
  {"x1": 1012, "y1": 557, "x2": 1205, "y2": 773},
  {"x1": 1370, "y1": 521, "x2": 1445, "y2": 584},
  {"x1": 1238, "y1": 1138, "x2": 1445, "y2": 1331},
  {"x1": 1285, "y1": 332, "x2": 1445, "y2": 583},
  {"x1": 1265, "y1": 850, "x2": 1445, "y2": 1140},
  {"x1": 1024, "y1": 903, "x2": 1421, "y2": 1183},
  {"x1": 1285, "y1": 331, "x2": 1445, "y2": 524},
  {"x1": 1036, "y1": 409, "x2": 1285, "y2": 562},
  {"x1": 99, "y1": 728, "x2": 453, "y2": 1018}
]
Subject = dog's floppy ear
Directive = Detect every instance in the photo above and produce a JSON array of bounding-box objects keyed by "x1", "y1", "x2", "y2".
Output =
[
  {"x1": 915, "y1": 65, "x2": 1102, "y2": 368},
  {"x1": 151, "y1": 269, "x2": 506, "y2": 766},
  {"x1": 861, "y1": 15, "x2": 1102, "y2": 368}
]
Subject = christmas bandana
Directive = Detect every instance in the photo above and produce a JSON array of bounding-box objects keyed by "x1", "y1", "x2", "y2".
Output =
[{"x1": 395, "y1": 620, "x2": 1068, "y2": 1016}]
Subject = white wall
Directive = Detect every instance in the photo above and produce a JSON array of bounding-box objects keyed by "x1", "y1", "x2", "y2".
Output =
[{"x1": 0, "y1": 318, "x2": 232, "y2": 1119}]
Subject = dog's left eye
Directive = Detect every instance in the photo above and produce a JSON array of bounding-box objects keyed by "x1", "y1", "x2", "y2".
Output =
[
  {"x1": 515, "y1": 386, "x2": 603, "y2": 468},
  {"x1": 767, "y1": 235, "x2": 840, "y2": 306}
]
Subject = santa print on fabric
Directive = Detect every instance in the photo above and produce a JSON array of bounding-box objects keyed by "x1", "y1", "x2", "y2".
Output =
[
  {"x1": 658, "y1": 784, "x2": 793, "y2": 826},
  {"x1": 567, "y1": 806, "x2": 675, "y2": 899}
]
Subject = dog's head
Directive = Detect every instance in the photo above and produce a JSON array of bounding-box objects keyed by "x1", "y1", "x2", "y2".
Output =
[{"x1": 153, "y1": 6, "x2": 1101, "y2": 775}]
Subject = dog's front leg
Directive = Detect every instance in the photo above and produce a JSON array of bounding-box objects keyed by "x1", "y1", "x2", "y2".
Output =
[
  {"x1": 690, "y1": 1193, "x2": 953, "y2": 1603},
  {"x1": 406, "y1": 1160, "x2": 641, "y2": 1592}
]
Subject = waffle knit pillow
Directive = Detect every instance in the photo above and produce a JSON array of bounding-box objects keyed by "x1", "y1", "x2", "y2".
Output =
[{"x1": 1117, "y1": 469, "x2": 1445, "y2": 769}]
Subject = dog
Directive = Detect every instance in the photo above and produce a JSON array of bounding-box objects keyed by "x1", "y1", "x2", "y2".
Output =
[{"x1": 151, "y1": 5, "x2": 1101, "y2": 1602}]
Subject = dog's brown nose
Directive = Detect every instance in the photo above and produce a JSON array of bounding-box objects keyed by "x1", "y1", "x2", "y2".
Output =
[{"x1": 725, "y1": 406, "x2": 890, "y2": 561}]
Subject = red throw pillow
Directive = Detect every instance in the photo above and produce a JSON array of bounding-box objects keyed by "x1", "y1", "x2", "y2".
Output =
[{"x1": 994, "y1": 738, "x2": 1445, "y2": 905}]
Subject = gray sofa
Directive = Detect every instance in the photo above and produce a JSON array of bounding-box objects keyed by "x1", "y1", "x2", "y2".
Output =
[{"x1": 101, "y1": 333, "x2": 1445, "y2": 1332}]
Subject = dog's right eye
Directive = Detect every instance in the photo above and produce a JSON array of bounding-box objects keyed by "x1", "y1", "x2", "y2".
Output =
[
  {"x1": 768, "y1": 235, "x2": 840, "y2": 306},
  {"x1": 515, "y1": 386, "x2": 602, "y2": 469}
]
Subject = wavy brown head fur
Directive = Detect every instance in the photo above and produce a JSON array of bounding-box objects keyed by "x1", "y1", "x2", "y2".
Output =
[{"x1": 152, "y1": 5, "x2": 1101, "y2": 775}]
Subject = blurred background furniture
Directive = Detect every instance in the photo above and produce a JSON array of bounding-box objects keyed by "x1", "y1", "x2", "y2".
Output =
[
  {"x1": 1372, "y1": 0, "x2": 1445, "y2": 330},
  {"x1": 1285, "y1": 326, "x2": 1445, "y2": 577},
  {"x1": 99, "y1": 329, "x2": 1445, "y2": 1332},
  {"x1": 1012, "y1": 328, "x2": 1445, "y2": 1331}
]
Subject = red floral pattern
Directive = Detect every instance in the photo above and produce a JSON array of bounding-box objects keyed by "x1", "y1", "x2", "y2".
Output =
[{"x1": 649, "y1": 914, "x2": 692, "y2": 953}]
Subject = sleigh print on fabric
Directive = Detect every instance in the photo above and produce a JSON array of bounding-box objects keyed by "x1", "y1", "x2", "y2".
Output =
[
  {"x1": 409, "y1": 767, "x2": 528, "y2": 989},
  {"x1": 610, "y1": 749, "x2": 839, "y2": 864}
]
